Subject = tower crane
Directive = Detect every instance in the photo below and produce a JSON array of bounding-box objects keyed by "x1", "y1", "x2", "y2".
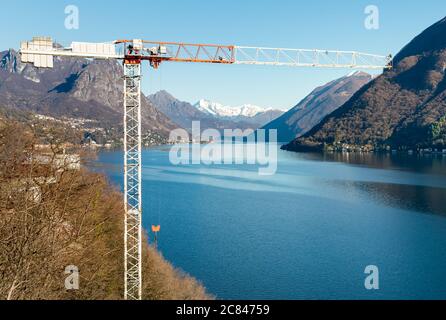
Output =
[{"x1": 19, "y1": 36, "x2": 392, "y2": 301}]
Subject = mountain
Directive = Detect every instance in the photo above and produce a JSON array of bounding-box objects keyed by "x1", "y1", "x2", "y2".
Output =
[
  {"x1": 148, "y1": 90, "x2": 215, "y2": 131},
  {"x1": 194, "y1": 99, "x2": 285, "y2": 127},
  {"x1": 262, "y1": 71, "x2": 372, "y2": 143},
  {"x1": 148, "y1": 91, "x2": 281, "y2": 132},
  {"x1": 283, "y1": 16, "x2": 446, "y2": 152},
  {"x1": 0, "y1": 49, "x2": 178, "y2": 138},
  {"x1": 196, "y1": 99, "x2": 274, "y2": 117}
]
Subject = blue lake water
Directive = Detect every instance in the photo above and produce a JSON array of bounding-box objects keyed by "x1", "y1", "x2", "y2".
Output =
[{"x1": 90, "y1": 146, "x2": 446, "y2": 300}]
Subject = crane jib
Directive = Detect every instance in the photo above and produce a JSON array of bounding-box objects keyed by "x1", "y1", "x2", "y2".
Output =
[{"x1": 20, "y1": 37, "x2": 393, "y2": 70}]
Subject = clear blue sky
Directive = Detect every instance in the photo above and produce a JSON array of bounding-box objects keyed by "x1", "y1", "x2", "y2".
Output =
[{"x1": 1, "y1": 0, "x2": 445, "y2": 109}]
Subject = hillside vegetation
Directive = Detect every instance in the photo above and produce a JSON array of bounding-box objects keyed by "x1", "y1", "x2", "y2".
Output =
[
  {"x1": 262, "y1": 72, "x2": 372, "y2": 142},
  {"x1": 0, "y1": 118, "x2": 211, "y2": 300},
  {"x1": 284, "y1": 17, "x2": 446, "y2": 152},
  {"x1": 0, "y1": 49, "x2": 178, "y2": 147}
]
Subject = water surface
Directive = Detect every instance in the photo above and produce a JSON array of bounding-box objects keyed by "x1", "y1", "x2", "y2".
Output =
[{"x1": 91, "y1": 147, "x2": 446, "y2": 299}]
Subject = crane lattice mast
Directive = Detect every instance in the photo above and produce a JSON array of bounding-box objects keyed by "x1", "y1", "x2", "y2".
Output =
[{"x1": 19, "y1": 37, "x2": 392, "y2": 300}]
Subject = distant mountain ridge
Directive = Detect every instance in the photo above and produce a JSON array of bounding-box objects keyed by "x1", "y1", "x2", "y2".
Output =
[
  {"x1": 262, "y1": 71, "x2": 372, "y2": 143},
  {"x1": 0, "y1": 49, "x2": 178, "y2": 137},
  {"x1": 148, "y1": 91, "x2": 284, "y2": 132},
  {"x1": 148, "y1": 90, "x2": 253, "y2": 132},
  {"x1": 195, "y1": 99, "x2": 283, "y2": 117},
  {"x1": 194, "y1": 99, "x2": 285, "y2": 126},
  {"x1": 283, "y1": 16, "x2": 446, "y2": 152},
  {"x1": 0, "y1": 47, "x2": 284, "y2": 141}
]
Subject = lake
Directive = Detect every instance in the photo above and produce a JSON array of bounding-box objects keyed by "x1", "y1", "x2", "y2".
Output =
[{"x1": 90, "y1": 145, "x2": 446, "y2": 300}]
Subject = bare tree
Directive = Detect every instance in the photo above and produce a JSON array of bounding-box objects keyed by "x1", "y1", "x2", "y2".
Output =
[{"x1": 0, "y1": 120, "x2": 211, "y2": 300}]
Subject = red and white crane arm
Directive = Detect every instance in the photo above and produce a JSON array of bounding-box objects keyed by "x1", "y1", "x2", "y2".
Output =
[{"x1": 20, "y1": 37, "x2": 392, "y2": 70}]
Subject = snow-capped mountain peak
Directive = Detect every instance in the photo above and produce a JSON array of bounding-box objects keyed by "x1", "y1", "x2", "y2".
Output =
[{"x1": 195, "y1": 99, "x2": 276, "y2": 118}]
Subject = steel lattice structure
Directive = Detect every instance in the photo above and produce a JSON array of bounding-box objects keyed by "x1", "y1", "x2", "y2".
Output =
[
  {"x1": 234, "y1": 47, "x2": 391, "y2": 69},
  {"x1": 19, "y1": 37, "x2": 392, "y2": 300},
  {"x1": 123, "y1": 63, "x2": 143, "y2": 300}
]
